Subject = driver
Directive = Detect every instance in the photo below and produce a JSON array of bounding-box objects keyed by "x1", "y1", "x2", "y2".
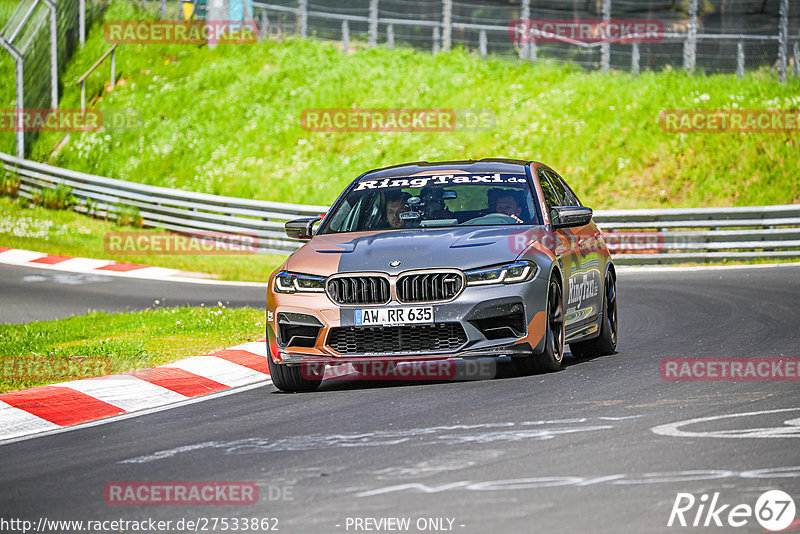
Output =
[
  {"x1": 384, "y1": 191, "x2": 410, "y2": 229},
  {"x1": 492, "y1": 192, "x2": 524, "y2": 223}
]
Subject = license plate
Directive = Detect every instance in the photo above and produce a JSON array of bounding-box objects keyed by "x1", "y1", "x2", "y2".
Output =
[{"x1": 354, "y1": 306, "x2": 434, "y2": 326}]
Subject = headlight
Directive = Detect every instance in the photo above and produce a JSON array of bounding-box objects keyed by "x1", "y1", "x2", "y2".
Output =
[
  {"x1": 274, "y1": 271, "x2": 326, "y2": 293},
  {"x1": 465, "y1": 261, "x2": 538, "y2": 286}
]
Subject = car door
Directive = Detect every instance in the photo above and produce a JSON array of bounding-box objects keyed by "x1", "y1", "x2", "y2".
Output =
[
  {"x1": 541, "y1": 168, "x2": 603, "y2": 328},
  {"x1": 535, "y1": 168, "x2": 579, "y2": 324}
]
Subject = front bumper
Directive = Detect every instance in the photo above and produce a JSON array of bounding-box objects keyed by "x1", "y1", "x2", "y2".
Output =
[{"x1": 266, "y1": 276, "x2": 549, "y2": 365}]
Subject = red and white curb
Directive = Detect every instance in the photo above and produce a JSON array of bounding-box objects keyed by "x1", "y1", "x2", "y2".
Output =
[
  {"x1": 0, "y1": 340, "x2": 274, "y2": 443},
  {"x1": 0, "y1": 342, "x2": 369, "y2": 444},
  {"x1": 0, "y1": 247, "x2": 262, "y2": 286}
]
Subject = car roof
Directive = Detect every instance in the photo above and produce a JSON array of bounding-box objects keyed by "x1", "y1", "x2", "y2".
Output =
[{"x1": 358, "y1": 158, "x2": 544, "y2": 180}]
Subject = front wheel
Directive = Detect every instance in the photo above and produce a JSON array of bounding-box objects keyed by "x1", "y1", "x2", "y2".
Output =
[
  {"x1": 267, "y1": 351, "x2": 324, "y2": 392},
  {"x1": 512, "y1": 279, "x2": 565, "y2": 376},
  {"x1": 569, "y1": 270, "x2": 617, "y2": 358}
]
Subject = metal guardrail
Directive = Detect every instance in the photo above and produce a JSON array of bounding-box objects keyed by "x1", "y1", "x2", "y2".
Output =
[
  {"x1": 0, "y1": 151, "x2": 328, "y2": 256},
  {"x1": 593, "y1": 206, "x2": 800, "y2": 264},
  {"x1": 1, "y1": 151, "x2": 799, "y2": 265}
]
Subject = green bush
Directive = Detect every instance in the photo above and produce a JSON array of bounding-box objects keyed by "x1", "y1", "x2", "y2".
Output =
[
  {"x1": 115, "y1": 203, "x2": 143, "y2": 227},
  {"x1": 31, "y1": 184, "x2": 76, "y2": 210},
  {"x1": 0, "y1": 168, "x2": 20, "y2": 197}
]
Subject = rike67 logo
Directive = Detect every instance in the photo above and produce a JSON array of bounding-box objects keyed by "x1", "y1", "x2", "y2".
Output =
[{"x1": 668, "y1": 490, "x2": 796, "y2": 531}]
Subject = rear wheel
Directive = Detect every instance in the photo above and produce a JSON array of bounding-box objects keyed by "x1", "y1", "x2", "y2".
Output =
[
  {"x1": 512, "y1": 279, "x2": 564, "y2": 375},
  {"x1": 267, "y1": 346, "x2": 324, "y2": 392},
  {"x1": 569, "y1": 270, "x2": 617, "y2": 358}
]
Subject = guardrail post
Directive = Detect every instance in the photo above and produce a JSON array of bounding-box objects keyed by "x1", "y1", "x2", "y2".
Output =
[
  {"x1": 0, "y1": 39, "x2": 24, "y2": 158},
  {"x1": 386, "y1": 24, "x2": 394, "y2": 48},
  {"x1": 778, "y1": 0, "x2": 788, "y2": 83},
  {"x1": 441, "y1": 0, "x2": 451, "y2": 52},
  {"x1": 631, "y1": 42, "x2": 639, "y2": 74},
  {"x1": 76, "y1": 44, "x2": 118, "y2": 115},
  {"x1": 519, "y1": 0, "x2": 529, "y2": 60},
  {"x1": 341, "y1": 20, "x2": 349, "y2": 53},
  {"x1": 683, "y1": 0, "x2": 697, "y2": 71},
  {"x1": 368, "y1": 0, "x2": 378, "y2": 47},
  {"x1": 794, "y1": 42, "x2": 799, "y2": 78},
  {"x1": 736, "y1": 41, "x2": 744, "y2": 78},
  {"x1": 433, "y1": 26, "x2": 440, "y2": 54},
  {"x1": 298, "y1": 0, "x2": 307, "y2": 38},
  {"x1": 79, "y1": 0, "x2": 86, "y2": 47},
  {"x1": 259, "y1": 11, "x2": 269, "y2": 39},
  {"x1": 600, "y1": 0, "x2": 610, "y2": 72},
  {"x1": 42, "y1": 0, "x2": 58, "y2": 109},
  {"x1": 478, "y1": 29, "x2": 486, "y2": 57}
]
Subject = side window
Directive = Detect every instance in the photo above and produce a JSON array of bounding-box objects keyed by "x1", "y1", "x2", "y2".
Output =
[
  {"x1": 536, "y1": 169, "x2": 560, "y2": 209},
  {"x1": 546, "y1": 169, "x2": 582, "y2": 206}
]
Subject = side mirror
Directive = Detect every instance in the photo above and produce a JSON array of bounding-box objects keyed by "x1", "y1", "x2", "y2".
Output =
[
  {"x1": 551, "y1": 206, "x2": 592, "y2": 229},
  {"x1": 285, "y1": 217, "x2": 321, "y2": 240}
]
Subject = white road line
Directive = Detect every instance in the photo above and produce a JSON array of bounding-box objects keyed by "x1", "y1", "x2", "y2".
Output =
[
  {"x1": 651, "y1": 407, "x2": 800, "y2": 438},
  {"x1": 0, "y1": 401, "x2": 61, "y2": 440},
  {"x1": 119, "y1": 266, "x2": 181, "y2": 279},
  {"x1": 169, "y1": 356, "x2": 271, "y2": 388},
  {"x1": 60, "y1": 375, "x2": 187, "y2": 412}
]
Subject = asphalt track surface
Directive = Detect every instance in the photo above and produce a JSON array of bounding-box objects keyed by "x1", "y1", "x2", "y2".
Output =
[
  {"x1": 2, "y1": 263, "x2": 800, "y2": 533},
  {"x1": 0, "y1": 264, "x2": 265, "y2": 324}
]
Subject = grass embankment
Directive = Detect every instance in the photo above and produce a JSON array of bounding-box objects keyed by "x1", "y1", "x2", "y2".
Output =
[
  {"x1": 25, "y1": 0, "x2": 800, "y2": 209},
  {"x1": 0, "y1": 196, "x2": 285, "y2": 281},
  {"x1": 0, "y1": 305, "x2": 266, "y2": 393}
]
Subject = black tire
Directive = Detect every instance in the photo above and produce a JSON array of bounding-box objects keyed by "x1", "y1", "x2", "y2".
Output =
[
  {"x1": 569, "y1": 270, "x2": 618, "y2": 358},
  {"x1": 267, "y1": 347, "x2": 324, "y2": 392},
  {"x1": 512, "y1": 279, "x2": 565, "y2": 376}
]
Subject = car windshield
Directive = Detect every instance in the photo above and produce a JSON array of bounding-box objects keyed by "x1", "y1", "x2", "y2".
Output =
[{"x1": 321, "y1": 173, "x2": 538, "y2": 234}]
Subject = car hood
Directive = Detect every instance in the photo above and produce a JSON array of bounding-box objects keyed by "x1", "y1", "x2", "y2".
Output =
[{"x1": 286, "y1": 226, "x2": 539, "y2": 276}]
